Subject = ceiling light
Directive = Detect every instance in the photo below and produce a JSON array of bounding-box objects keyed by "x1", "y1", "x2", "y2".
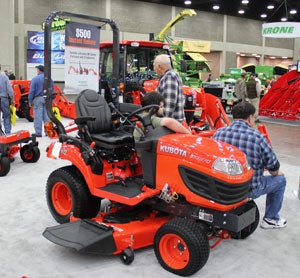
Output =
[
  {"x1": 241, "y1": 0, "x2": 249, "y2": 4},
  {"x1": 238, "y1": 10, "x2": 245, "y2": 14},
  {"x1": 267, "y1": 4, "x2": 275, "y2": 9},
  {"x1": 213, "y1": 5, "x2": 220, "y2": 10},
  {"x1": 261, "y1": 14, "x2": 267, "y2": 18},
  {"x1": 282, "y1": 56, "x2": 288, "y2": 59},
  {"x1": 270, "y1": 56, "x2": 276, "y2": 59},
  {"x1": 290, "y1": 9, "x2": 297, "y2": 15},
  {"x1": 184, "y1": 0, "x2": 192, "y2": 5},
  {"x1": 281, "y1": 17, "x2": 287, "y2": 21}
]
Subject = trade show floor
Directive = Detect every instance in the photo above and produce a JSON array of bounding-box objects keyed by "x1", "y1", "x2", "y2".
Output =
[{"x1": 1, "y1": 116, "x2": 299, "y2": 278}]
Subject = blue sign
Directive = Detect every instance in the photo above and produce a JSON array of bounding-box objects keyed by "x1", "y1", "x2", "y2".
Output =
[
  {"x1": 28, "y1": 31, "x2": 65, "y2": 51},
  {"x1": 27, "y1": 50, "x2": 65, "y2": 64}
]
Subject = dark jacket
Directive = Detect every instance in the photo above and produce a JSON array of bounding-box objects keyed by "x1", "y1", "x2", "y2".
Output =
[{"x1": 246, "y1": 79, "x2": 258, "y2": 99}]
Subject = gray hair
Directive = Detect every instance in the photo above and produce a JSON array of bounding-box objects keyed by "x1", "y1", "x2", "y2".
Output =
[{"x1": 154, "y1": 54, "x2": 172, "y2": 68}]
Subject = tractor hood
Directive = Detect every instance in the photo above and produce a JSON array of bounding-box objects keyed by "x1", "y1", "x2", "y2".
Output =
[
  {"x1": 153, "y1": 132, "x2": 253, "y2": 209},
  {"x1": 156, "y1": 133, "x2": 252, "y2": 183}
]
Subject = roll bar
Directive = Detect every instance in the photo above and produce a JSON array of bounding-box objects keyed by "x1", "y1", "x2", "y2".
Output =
[{"x1": 43, "y1": 11, "x2": 120, "y2": 135}]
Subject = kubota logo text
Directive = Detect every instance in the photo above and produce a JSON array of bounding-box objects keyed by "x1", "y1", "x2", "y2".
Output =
[{"x1": 160, "y1": 145, "x2": 187, "y2": 157}]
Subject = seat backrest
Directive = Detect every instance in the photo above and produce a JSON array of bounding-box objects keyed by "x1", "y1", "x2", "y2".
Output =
[{"x1": 75, "y1": 89, "x2": 113, "y2": 133}]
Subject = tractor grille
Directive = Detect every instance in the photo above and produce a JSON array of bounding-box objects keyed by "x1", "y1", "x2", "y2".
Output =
[{"x1": 179, "y1": 166, "x2": 250, "y2": 205}]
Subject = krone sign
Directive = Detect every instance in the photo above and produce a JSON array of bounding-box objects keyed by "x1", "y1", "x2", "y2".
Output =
[{"x1": 262, "y1": 22, "x2": 300, "y2": 38}]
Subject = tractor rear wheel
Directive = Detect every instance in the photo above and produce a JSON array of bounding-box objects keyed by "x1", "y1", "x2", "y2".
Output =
[
  {"x1": 16, "y1": 100, "x2": 27, "y2": 118},
  {"x1": 46, "y1": 165, "x2": 101, "y2": 224},
  {"x1": 20, "y1": 145, "x2": 40, "y2": 163},
  {"x1": 0, "y1": 157, "x2": 11, "y2": 176},
  {"x1": 24, "y1": 103, "x2": 34, "y2": 122},
  {"x1": 154, "y1": 218, "x2": 209, "y2": 277}
]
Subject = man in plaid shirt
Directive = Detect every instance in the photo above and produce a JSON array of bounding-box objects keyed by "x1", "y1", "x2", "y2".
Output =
[
  {"x1": 153, "y1": 54, "x2": 185, "y2": 123},
  {"x1": 213, "y1": 102, "x2": 287, "y2": 229}
]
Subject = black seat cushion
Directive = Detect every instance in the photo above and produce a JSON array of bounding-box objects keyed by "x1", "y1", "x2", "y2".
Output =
[{"x1": 75, "y1": 89, "x2": 134, "y2": 147}]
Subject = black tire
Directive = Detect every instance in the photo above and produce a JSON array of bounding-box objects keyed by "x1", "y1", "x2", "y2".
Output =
[
  {"x1": 16, "y1": 100, "x2": 28, "y2": 118},
  {"x1": 46, "y1": 165, "x2": 101, "y2": 224},
  {"x1": 120, "y1": 248, "x2": 134, "y2": 265},
  {"x1": 239, "y1": 200, "x2": 260, "y2": 239},
  {"x1": 0, "y1": 157, "x2": 11, "y2": 177},
  {"x1": 154, "y1": 218, "x2": 210, "y2": 277},
  {"x1": 20, "y1": 145, "x2": 40, "y2": 163},
  {"x1": 16, "y1": 109, "x2": 25, "y2": 118},
  {"x1": 24, "y1": 102, "x2": 34, "y2": 122}
]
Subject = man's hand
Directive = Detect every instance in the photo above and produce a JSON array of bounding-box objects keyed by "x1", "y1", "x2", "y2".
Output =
[{"x1": 269, "y1": 170, "x2": 284, "y2": 176}]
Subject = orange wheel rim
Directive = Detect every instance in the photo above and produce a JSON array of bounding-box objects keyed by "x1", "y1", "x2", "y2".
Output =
[
  {"x1": 52, "y1": 182, "x2": 72, "y2": 215},
  {"x1": 159, "y1": 233, "x2": 190, "y2": 269}
]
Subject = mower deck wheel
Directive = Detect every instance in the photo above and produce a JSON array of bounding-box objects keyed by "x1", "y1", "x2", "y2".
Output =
[
  {"x1": 20, "y1": 145, "x2": 40, "y2": 163},
  {"x1": 120, "y1": 248, "x2": 134, "y2": 265}
]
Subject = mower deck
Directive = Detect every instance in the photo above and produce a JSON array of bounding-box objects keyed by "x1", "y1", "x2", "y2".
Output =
[{"x1": 43, "y1": 214, "x2": 171, "y2": 255}]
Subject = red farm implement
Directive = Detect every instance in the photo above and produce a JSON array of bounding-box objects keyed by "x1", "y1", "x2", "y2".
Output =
[{"x1": 259, "y1": 70, "x2": 300, "y2": 121}]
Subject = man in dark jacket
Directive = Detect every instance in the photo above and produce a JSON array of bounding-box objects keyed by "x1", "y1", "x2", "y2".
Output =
[{"x1": 246, "y1": 74, "x2": 261, "y2": 123}]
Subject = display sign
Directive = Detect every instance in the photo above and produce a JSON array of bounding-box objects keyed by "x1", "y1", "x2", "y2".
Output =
[
  {"x1": 229, "y1": 68, "x2": 242, "y2": 75},
  {"x1": 262, "y1": 22, "x2": 300, "y2": 38},
  {"x1": 64, "y1": 22, "x2": 100, "y2": 94}
]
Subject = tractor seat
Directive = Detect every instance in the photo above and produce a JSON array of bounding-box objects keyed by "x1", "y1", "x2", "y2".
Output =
[{"x1": 75, "y1": 89, "x2": 134, "y2": 149}]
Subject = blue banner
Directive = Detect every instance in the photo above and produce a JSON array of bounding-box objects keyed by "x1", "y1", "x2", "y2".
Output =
[
  {"x1": 27, "y1": 50, "x2": 65, "y2": 64},
  {"x1": 27, "y1": 31, "x2": 65, "y2": 50}
]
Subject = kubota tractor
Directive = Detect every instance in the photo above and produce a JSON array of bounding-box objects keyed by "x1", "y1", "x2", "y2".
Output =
[
  {"x1": 42, "y1": 12, "x2": 259, "y2": 277},
  {"x1": 11, "y1": 80, "x2": 75, "y2": 122},
  {"x1": 99, "y1": 39, "x2": 230, "y2": 131}
]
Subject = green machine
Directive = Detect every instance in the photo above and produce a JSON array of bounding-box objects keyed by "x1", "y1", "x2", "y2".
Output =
[{"x1": 153, "y1": 9, "x2": 211, "y2": 88}]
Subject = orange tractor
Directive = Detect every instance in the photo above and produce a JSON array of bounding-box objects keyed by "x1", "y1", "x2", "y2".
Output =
[
  {"x1": 42, "y1": 11, "x2": 259, "y2": 277},
  {"x1": 10, "y1": 80, "x2": 76, "y2": 122}
]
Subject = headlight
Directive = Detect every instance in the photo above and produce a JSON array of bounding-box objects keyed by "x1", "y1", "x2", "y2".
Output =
[{"x1": 212, "y1": 158, "x2": 243, "y2": 175}]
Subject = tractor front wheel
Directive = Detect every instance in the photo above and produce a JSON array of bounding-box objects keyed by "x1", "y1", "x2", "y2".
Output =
[
  {"x1": 0, "y1": 157, "x2": 11, "y2": 177},
  {"x1": 154, "y1": 218, "x2": 210, "y2": 277},
  {"x1": 46, "y1": 166, "x2": 101, "y2": 224}
]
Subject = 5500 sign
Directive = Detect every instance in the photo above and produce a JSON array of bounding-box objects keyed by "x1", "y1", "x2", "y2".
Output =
[{"x1": 76, "y1": 28, "x2": 92, "y2": 39}]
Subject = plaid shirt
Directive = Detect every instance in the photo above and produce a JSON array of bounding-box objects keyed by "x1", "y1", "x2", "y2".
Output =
[
  {"x1": 156, "y1": 69, "x2": 185, "y2": 122},
  {"x1": 213, "y1": 120, "x2": 280, "y2": 190}
]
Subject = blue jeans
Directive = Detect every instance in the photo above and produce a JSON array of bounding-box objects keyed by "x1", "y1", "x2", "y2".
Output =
[
  {"x1": 33, "y1": 96, "x2": 49, "y2": 135},
  {"x1": 0, "y1": 97, "x2": 11, "y2": 134},
  {"x1": 250, "y1": 175, "x2": 286, "y2": 220}
]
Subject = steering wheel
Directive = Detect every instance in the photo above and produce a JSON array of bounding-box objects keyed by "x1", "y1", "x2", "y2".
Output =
[{"x1": 120, "y1": 104, "x2": 159, "y2": 132}]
